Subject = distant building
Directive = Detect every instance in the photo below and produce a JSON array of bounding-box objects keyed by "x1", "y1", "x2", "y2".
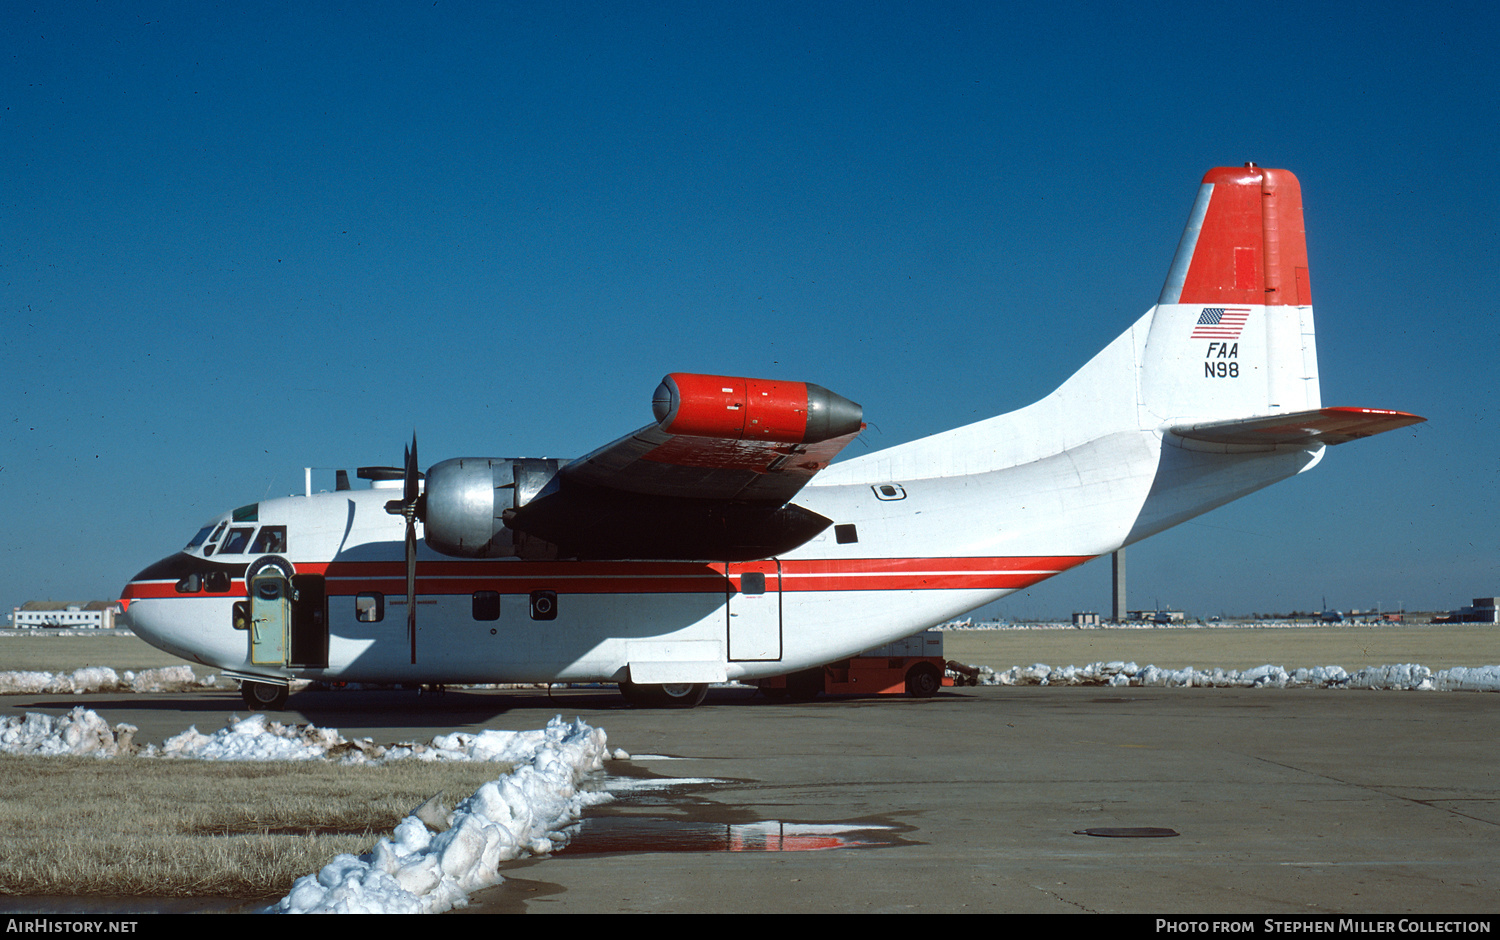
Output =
[
  {"x1": 1072, "y1": 611, "x2": 1101, "y2": 627},
  {"x1": 8, "y1": 601, "x2": 121, "y2": 629},
  {"x1": 1456, "y1": 598, "x2": 1499, "y2": 624}
]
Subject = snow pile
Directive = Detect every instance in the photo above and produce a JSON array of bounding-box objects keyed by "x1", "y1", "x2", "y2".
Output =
[
  {"x1": 128, "y1": 666, "x2": 212, "y2": 692},
  {"x1": 0, "y1": 707, "x2": 614, "y2": 915},
  {"x1": 979, "y1": 661, "x2": 1500, "y2": 691},
  {"x1": 1429, "y1": 666, "x2": 1500, "y2": 691},
  {"x1": 0, "y1": 706, "x2": 137, "y2": 756},
  {"x1": 273, "y1": 715, "x2": 611, "y2": 914},
  {"x1": 148, "y1": 712, "x2": 611, "y2": 767},
  {"x1": 155, "y1": 713, "x2": 349, "y2": 762},
  {"x1": 0, "y1": 706, "x2": 619, "y2": 767},
  {"x1": 0, "y1": 665, "x2": 211, "y2": 695}
]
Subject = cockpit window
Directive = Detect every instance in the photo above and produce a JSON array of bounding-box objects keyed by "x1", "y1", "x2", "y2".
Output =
[
  {"x1": 232, "y1": 504, "x2": 259, "y2": 522},
  {"x1": 185, "y1": 525, "x2": 215, "y2": 551},
  {"x1": 201, "y1": 522, "x2": 229, "y2": 556},
  {"x1": 251, "y1": 526, "x2": 288, "y2": 554},
  {"x1": 220, "y1": 527, "x2": 255, "y2": 555}
]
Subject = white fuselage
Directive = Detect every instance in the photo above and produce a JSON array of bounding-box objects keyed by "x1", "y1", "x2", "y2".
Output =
[{"x1": 122, "y1": 428, "x2": 1316, "y2": 686}]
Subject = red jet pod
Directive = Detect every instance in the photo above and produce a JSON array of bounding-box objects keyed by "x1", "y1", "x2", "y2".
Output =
[{"x1": 651, "y1": 373, "x2": 863, "y2": 444}]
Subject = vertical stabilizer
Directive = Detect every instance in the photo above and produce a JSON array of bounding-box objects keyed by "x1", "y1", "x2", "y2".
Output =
[
  {"x1": 1143, "y1": 165, "x2": 1321, "y2": 427},
  {"x1": 821, "y1": 165, "x2": 1332, "y2": 486}
]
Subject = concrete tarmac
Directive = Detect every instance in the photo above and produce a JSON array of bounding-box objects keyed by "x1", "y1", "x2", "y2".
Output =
[
  {"x1": 465, "y1": 685, "x2": 1499, "y2": 915},
  {"x1": 12, "y1": 682, "x2": 1496, "y2": 914}
]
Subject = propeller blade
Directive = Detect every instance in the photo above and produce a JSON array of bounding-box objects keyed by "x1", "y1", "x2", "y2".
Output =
[
  {"x1": 404, "y1": 433, "x2": 419, "y2": 505},
  {"x1": 406, "y1": 518, "x2": 417, "y2": 665},
  {"x1": 381, "y1": 432, "x2": 422, "y2": 664},
  {"x1": 407, "y1": 432, "x2": 420, "y2": 663}
]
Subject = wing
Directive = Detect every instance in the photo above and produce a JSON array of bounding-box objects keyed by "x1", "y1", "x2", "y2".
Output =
[
  {"x1": 1171, "y1": 406, "x2": 1425, "y2": 448},
  {"x1": 506, "y1": 373, "x2": 863, "y2": 560}
]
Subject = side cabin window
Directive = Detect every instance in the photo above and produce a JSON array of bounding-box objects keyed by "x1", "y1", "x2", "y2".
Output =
[
  {"x1": 472, "y1": 591, "x2": 500, "y2": 621},
  {"x1": 530, "y1": 590, "x2": 557, "y2": 621},
  {"x1": 740, "y1": 572, "x2": 767, "y2": 595},
  {"x1": 178, "y1": 571, "x2": 232, "y2": 593},
  {"x1": 355, "y1": 593, "x2": 384, "y2": 623}
]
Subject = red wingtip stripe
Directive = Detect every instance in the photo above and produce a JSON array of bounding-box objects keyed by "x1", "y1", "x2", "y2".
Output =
[{"x1": 1178, "y1": 166, "x2": 1310, "y2": 307}]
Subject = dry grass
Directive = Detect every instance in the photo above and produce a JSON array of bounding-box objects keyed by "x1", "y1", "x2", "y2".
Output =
[
  {"x1": 0, "y1": 632, "x2": 194, "y2": 670},
  {"x1": 0, "y1": 632, "x2": 219, "y2": 682},
  {"x1": 0, "y1": 755, "x2": 511, "y2": 899}
]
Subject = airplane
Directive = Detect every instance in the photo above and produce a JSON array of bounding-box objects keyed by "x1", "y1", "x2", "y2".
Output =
[{"x1": 121, "y1": 164, "x2": 1424, "y2": 710}]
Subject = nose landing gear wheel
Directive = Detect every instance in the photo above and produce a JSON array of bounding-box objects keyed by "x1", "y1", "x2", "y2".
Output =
[{"x1": 241, "y1": 680, "x2": 289, "y2": 710}]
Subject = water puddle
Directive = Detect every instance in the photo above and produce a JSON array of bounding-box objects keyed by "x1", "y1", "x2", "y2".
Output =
[
  {"x1": 565, "y1": 816, "x2": 902, "y2": 854},
  {"x1": 564, "y1": 770, "x2": 909, "y2": 855}
]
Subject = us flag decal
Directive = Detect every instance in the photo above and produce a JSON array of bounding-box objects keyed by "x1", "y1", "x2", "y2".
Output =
[{"x1": 1190, "y1": 307, "x2": 1251, "y2": 339}]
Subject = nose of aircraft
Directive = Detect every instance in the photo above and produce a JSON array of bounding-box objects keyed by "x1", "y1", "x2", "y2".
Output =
[
  {"x1": 122, "y1": 554, "x2": 176, "y2": 602},
  {"x1": 119, "y1": 552, "x2": 253, "y2": 673},
  {"x1": 119, "y1": 553, "x2": 190, "y2": 653}
]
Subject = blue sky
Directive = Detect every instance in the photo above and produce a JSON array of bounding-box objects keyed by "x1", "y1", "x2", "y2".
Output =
[{"x1": 4, "y1": 0, "x2": 1496, "y2": 619}]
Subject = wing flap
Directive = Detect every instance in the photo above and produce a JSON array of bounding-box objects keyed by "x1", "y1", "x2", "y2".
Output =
[{"x1": 564, "y1": 422, "x2": 861, "y2": 502}]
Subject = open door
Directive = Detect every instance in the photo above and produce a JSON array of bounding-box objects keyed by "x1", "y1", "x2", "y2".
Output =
[
  {"x1": 289, "y1": 574, "x2": 327, "y2": 668},
  {"x1": 248, "y1": 568, "x2": 290, "y2": 666}
]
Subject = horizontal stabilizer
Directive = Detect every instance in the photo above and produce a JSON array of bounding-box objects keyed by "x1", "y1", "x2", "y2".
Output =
[{"x1": 1171, "y1": 407, "x2": 1425, "y2": 447}]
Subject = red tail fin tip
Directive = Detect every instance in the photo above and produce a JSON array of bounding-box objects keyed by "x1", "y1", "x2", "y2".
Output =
[{"x1": 1173, "y1": 165, "x2": 1311, "y2": 307}]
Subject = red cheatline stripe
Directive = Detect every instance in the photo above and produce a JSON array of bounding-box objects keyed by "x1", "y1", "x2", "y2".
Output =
[{"x1": 124, "y1": 555, "x2": 1094, "y2": 599}]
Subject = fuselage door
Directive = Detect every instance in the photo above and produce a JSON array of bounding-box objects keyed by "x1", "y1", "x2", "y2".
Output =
[
  {"x1": 249, "y1": 570, "x2": 291, "y2": 666},
  {"x1": 727, "y1": 559, "x2": 782, "y2": 662},
  {"x1": 289, "y1": 574, "x2": 327, "y2": 668}
]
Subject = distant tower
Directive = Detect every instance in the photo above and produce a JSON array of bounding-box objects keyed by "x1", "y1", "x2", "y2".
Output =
[{"x1": 1112, "y1": 550, "x2": 1126, "y2": 622}]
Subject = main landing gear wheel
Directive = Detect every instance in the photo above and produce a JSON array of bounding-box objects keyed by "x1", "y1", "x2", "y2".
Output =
[
  {"x1": 618, "y1": 680, "x2": 709, "y2": 709},
  {"x1": 241, "y1": 681, "x2": 289, "y2": 710},
  {"x1": 905, "y1": 663, "x2": 942, "y2": 698}
]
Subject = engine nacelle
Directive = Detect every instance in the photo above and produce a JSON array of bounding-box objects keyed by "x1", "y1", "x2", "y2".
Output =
[
  {"x1": 651, "y1": 373, "x2": 862, "y2": 444},
  {"x1": 422, "y1": 457, "x2": 564, "y2": 558},
  {"x1": 425, "y1": 374, "x2": 859, "y2": 561}
]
